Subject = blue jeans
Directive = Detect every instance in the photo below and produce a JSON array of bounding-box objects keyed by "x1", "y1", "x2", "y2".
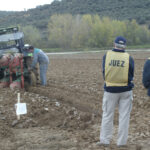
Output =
[{"x1": 39, "y1": 64, "x2": 48, "y2": 86}]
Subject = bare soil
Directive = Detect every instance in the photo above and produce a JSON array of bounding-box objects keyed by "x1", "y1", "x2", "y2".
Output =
[{"x1": 0, "y1": 51, "x2": 150, "y2": 150}]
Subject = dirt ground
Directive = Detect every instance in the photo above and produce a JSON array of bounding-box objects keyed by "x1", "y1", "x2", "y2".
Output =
[{"x1": 0, "y1": 51, "x2": 150, "y2": 150}]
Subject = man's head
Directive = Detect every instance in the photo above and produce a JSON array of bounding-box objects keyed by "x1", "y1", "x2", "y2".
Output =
[
  {"x1": 114, "y1": 36, "x2": 126, "y2": 50},
  {"x1": 28, "y1": 46, "x2": 34, "y2": 52}
]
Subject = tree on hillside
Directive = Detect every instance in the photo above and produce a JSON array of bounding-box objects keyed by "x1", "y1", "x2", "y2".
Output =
[
  {"x1": 47, "y1": 14, "x2": 150, "y2": 49},
  {"x1": 48, "y1": 14, "x2": 74, "y2": 48},
  {"x1": 20, "y1": 25, "x2": 41, "y2": 47},
  {"x1": 71, "y1": 15, "x2": 91, "y2": 48}
]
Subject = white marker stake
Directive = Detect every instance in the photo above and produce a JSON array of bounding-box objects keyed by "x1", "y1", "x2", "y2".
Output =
[
  {"x1": 17, "y1": 93, "x2": 20, "y2": 120},
  {"x1": 15, "y1": 93, "x2": 27, "y2": 120}
]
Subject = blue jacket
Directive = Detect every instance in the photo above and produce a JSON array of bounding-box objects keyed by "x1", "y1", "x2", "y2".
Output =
[
  {"x1": 102, "y1": 49, "x2": 134, "y2": 93},
  {"x1": 31, "y1": 48, "x2": 49, "y2": 68},
  {"x1": 142, "y1": 58, "x2": 150, "y2": 96}
]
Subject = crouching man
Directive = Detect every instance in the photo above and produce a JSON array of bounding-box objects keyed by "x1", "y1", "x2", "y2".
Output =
[{"x1": 28, "y1": 46, "x2": 49, "y2": 86}]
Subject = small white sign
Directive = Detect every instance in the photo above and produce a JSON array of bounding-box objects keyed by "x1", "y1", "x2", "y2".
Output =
[{"x1": 15, "y1": 103, "x2": 27, "y2": 115}]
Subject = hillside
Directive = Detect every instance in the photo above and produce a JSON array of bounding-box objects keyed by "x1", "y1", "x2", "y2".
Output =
[{"x1": 0, "y1": 0, "x2": 150, "y2": 30}]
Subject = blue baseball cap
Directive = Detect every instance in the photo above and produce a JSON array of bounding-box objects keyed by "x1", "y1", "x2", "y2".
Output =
[
  {"x1": 115, "y1": 36, "x2": 126, "y2": 45},
  {"x1": 114, "y1": 36, "x2": 126, "y2": 49}
]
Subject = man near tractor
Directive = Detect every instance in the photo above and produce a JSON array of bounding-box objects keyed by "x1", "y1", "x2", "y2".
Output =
[
  {"x1": 97, "y1": 36, "x2": 134, "y2": 147},
  {"x1": 28, "y1": 46, "x2": 49, "y2": 86}
]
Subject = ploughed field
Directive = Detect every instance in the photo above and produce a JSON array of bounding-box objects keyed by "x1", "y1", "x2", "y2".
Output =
[{"x1": 0, "y1": 51, "x2": 149, "y2": 150}]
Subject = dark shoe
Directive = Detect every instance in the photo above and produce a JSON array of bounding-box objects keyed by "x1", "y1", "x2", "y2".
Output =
[{"x1": 96, "y1": 142, "x2": 109, "y2": 147}]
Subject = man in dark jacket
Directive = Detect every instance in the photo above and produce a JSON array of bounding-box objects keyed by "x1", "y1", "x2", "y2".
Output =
[
  {"x1": 97, "y1": 36, "x2": 134, "y2": 147},
  {"x1": 142, "y1": 58, "x2": 150, "y2": 96}
]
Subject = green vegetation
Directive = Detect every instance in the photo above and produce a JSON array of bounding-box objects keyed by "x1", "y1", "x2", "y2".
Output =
[
  {"x1": 47, "y1": 14, "x2": 150, "y2": 49},
  {"x1": 43, "y1": 45, "x2": 150, "y2": 53},
  {"x1": 128, "y1": 44, "x2": 150, "y2": 49},
  {"x1": 1, "y1": 0, "x2": 150, "y2": 29},
  {"x1": 20, "y1": 25, "x2": 42, "y2": 47}
]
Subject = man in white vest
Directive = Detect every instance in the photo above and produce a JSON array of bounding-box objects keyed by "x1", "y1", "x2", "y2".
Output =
[{"x1": 97, "y1": 36, "x2": 134, "y2": 147}]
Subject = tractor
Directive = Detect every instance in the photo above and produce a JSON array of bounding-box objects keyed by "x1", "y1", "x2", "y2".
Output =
[{"x1": 0, "y1": 27, "x2": 37, "y2": 89}]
